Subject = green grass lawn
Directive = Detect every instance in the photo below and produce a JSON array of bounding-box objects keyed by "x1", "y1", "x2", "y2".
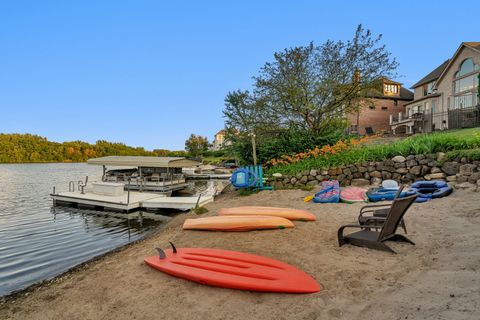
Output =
[{"x1": 268, "y1": 128, "x2": 480, "y2": 175}]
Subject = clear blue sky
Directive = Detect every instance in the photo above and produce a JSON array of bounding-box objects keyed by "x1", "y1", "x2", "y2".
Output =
[{"x1": 0, "y1": 1, "x2": 477, "y2": 150}]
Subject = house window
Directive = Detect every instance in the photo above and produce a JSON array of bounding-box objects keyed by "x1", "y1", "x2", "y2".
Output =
[
  {"x1": 452, "y1": 57, "x2": 479, "y2": 108},
  {"x1": 394, "y1": 99, "x2": 398, "y2": 106},
  {"x1": 369, "y1": 105, "x2": 375, "y2": 110},
  {"x1": 381, "y1": 106, "x2": 388, "y2": 111},
  {"x1": 384, "y1": 84, "x2": 398, "y2": 95}
]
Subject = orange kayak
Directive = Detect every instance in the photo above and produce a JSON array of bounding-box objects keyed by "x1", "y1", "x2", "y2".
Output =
[
  {"x1": 218, "y1": 206, "x2": 316, "y2": 221},
  {"x1": 183, "y1": 215, "x2": 294, "y2": 231},
  {"x1": 145, "y1": 246, "x2": 320, "y2": 293}
]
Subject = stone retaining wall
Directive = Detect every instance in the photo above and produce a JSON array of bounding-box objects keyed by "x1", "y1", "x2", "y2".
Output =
[{"x1": 270, "y1": 152, "x2": 480, "y2": 191}]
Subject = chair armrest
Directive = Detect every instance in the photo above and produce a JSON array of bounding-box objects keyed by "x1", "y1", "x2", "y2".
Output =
[
  {"x1": 338, "y1": 223, "x2": 368, "y2": 240},
  {"x1": 360, "y1": 203, "x2": 392, "y2": 213}
]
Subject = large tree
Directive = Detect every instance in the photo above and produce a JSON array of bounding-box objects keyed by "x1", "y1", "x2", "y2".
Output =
[
  {"x1": 224, "y1": 25, "x2": 399, "y2": 135},
  {"x1": 184, "y1": 134, "x2": 209, "y2": 156}
]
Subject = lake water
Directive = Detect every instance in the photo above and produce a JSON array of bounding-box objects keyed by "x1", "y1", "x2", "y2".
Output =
[{"x1": 0, "y1": 163, "x2": 220, "y2": 297}]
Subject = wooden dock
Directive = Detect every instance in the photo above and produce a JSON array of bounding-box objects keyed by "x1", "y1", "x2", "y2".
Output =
[{"x1": 51, "y1": 191, "x2": 213, "y2": 212}]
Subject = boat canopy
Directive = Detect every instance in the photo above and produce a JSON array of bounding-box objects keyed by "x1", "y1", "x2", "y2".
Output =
[{"x1": 87, "y1": 156, "x2": 200, "y2": 168}]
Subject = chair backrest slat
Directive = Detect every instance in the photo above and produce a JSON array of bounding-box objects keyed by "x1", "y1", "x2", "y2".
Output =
[{"x1": 378, "y1": 194, "x2": 417, "y2": 240}]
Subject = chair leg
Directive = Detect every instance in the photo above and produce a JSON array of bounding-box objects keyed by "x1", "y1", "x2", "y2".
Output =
[
  {"x1": 401, "y1": 219, "x2": 408, "y2": 234},
  {"x1": 389, "y1": 234, "x2": 415, "y2": 245}
]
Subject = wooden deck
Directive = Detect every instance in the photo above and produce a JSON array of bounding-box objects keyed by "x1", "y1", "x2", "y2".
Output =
[{"x1": 51, "y1": 191, "x2": 213, "y2": 212}]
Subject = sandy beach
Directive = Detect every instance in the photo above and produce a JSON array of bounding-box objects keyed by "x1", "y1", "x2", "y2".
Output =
[{"x1": 1, "y1": 187, "x2": 479, "y2": 320}]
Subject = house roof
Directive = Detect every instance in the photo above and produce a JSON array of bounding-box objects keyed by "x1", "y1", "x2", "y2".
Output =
[
  {"x1": 434, "y1": 42, "x2": 480, "y2": 87},
  {"x1": 411, "y1": 59, "x2": 450, "y2": 89},
  {"x1": 87, "y1": 156, "x2": 200, "y2": 168},
  {"x1": 366, "y1": 77, "x2": 413, "y2": 100},
  {"x1": 464, "y1": 42, "x2": 480, "y2": 53},
  {"x1": 404, "y1": 92, "x2": 441, "y2": 106},
  {"x1": 399, "y1": 87, "x2": 414, "y2": 100}
]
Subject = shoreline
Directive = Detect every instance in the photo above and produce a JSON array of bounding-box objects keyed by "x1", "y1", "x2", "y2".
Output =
[
  {"x1": 0, "y1": 215, "x2": 173, "y2": 303},
  {"x1": 1, "y1": 188, "x2": 479, "y2": 319}
]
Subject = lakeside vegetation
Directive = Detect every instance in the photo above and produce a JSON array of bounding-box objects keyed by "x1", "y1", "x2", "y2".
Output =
[
  {"x1": 267, "y1": 128, "x2": 480, "y2": 175},
  {"x1": 222, "y1": 25, "x2": 399, "y2": 165},
  {"x1": 0, "y1": 133, "x2": 188, "y2": 163}
]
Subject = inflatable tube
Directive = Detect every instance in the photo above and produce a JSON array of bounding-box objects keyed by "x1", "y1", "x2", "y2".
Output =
[
  {"x1": 313, "y1": 180, "x2": 340, "y2": 203},
  {"x1": 367, "y1": 188, "x2": 417, "y2": 202},
  {"x1": 340, "y1": 187, "x2": 367, "y2": 203},
  {"x1": 410, "y1": 180, "x2": 453, "y2": 202},
  {"x1": 230, "y1": 168, "x2": 258, "y2": 188}
]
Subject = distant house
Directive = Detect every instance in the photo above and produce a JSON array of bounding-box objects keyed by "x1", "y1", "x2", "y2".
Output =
[
  {"x1": 348, "y1": 77, "x2": 414, "y2": 135},
  {"x1": 211, "y1": 129, "x2": 230, "y2": 151},
  {"x1": 391, "y1": 42, "x2": 480, "y2": 134}
]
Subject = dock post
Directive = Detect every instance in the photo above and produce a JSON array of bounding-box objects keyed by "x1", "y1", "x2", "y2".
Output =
[
  {"x1": 53, "y1": 186, "x2": 56, "y2": 195},
  {"x1": 195, "y1": 194, "x2": 202, "y2": 209},
  {"x1": 127, "y1": 178, "x2": 131, "y2": 204}
]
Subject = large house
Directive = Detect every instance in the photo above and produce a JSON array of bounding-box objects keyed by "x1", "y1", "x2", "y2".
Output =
[
  {"x1": 348, "y1": 77, "x2": 413, "y2": 135},
  {"x1": 211, "y1": 129, "x2": 229, "y2": 151},
  {"x1": 391, "y1": 42, "x2": 480, "y2": 134}
]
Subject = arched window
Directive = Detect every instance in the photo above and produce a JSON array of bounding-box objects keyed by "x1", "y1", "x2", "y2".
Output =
[
  {"x1": 453, "y1": 58, "x2": 479, "y2": 94},
  {"x1": 456, "y1": 58, "x2": 474, "y2": 78}
]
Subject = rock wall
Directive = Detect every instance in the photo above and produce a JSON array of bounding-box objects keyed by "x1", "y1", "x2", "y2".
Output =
[{"x1": 270, "y1": 152, "x2": 480, "y2": 190}]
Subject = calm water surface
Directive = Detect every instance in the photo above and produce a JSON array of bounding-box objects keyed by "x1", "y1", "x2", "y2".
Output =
[{"x1": 0, "y1": 163, "x2": 217, "y2": 296}]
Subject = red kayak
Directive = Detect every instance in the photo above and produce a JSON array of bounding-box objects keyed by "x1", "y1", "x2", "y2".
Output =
[{"x1": 144, "y1": 244, "x2": 320, "y2": 293}]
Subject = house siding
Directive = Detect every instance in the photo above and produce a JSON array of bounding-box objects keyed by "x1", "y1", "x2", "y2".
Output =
[
  {"x1": 348, "y1": 98, "x2": 410, "y2": 135},
  {"x1": 435, "y1": 46, "x2": 480, "y2": 112}
]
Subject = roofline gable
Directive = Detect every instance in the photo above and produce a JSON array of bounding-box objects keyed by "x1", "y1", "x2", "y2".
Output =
[{"x1": 435, "y1": 42, "x2": 480, "y2": 86}]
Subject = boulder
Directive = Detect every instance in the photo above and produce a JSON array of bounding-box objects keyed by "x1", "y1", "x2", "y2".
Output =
[
  {"x1": 394, "y1": 162, "x2": 406, "y2": 168},
  {"x1": 431, "y1": 167, "x2": 442, "y2": 174},
  {"x1": 370, "y1": 171, "x2": 382, "y2": 178},
  {"x1": 315, "y1": 175, "x2": 324, "y2": 181},
  {"x1": 367, "y1": 166, "x2": 376, "y2": 172},
  {"x1": 382, "y1": 171, "x2": 392, "y2": 179},
  {"x1": 299, "y1": 176, "x2": 308, "y2": 184},
  {"x1": 306, "y1": 180, "x2": 319, "y2": 186},
  {"x1": 459, "y1": 164, "x2": 477, "y2": 176},
  {"x1": 357, "y1": 166, "x2": 367, "y2": 173},
  {"x1": 395, "y1": 168, "x2": 409, "y2": 174},
  {"x1": 272, "y1": 173, "x2": 283, "y2": 178},
  {"x1": 456, "y1": 175, "x2": 468, "y2": 183},
  {"x1": 342, "y1": 168, "x2": 352, "y2": 175},
  {"x1": 290, "y1": 177, "x2": 297, "y2": 184},
  {"x1": 409, "y1": 166, "x2": 422, "y2": 175},
  {"x1": 352, "y1": 172, "x2": 363, "y2": 178},
  {"x1": 454, "y1": 182, "x2": 477, "y2": 191},
  {"x1": 302, "y1": 170, "x2": 310, "y2": 176},
  {"x1": 370, "y1": 177, "x2": 382, "y2": 186},
  {"x1": 468, "y1": 172, "x2": 480, "y2": 184},
  {"x1": 421, "y1": 166, "x2": 431, "y2": 176},
  {"x1": 406, "y1": 160, "x2": 418, "y2": 167},
  {"x1": 425, "y1": 173, "x2": 446, "y2": 180},
  {"x1": 351, "y1": 178, "x2": 370, "y2": 187},
  {"x1": 392, "y1": 155, "x2": 406, "y2": 163},
  {"x1": 337, "y1": 174, "x2": 346, "y2": 182},
  {"x1": 307, "y1": 175, "x2": 315, "y2": 181},
  {"x1": 446, "y1": 175, "x2": 457, "y2": 182},
  {"x1": 363, "y1": 172, "x2": 370, "y2": 180},
  {"x1": 436, "y1": 152, "x2": 446, "y2": 162},
  {"x1": 309, "y1": 169, "x2": 318, "y2": 177},
  {"x1": 442, "y1": 162, "x2": 460, "y2": 175}
]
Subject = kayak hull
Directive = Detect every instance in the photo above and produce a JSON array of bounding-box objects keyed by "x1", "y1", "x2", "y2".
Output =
[{"x1": 145, "y1": 247, "x2": 320, "y2": 293}]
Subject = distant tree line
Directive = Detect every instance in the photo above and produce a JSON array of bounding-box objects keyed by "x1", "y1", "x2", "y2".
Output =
[{"x1": 0, "y1": 133, "x2": 188, "y2": 163}]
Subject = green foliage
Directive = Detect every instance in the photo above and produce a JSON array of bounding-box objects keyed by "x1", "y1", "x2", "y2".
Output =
[
  {"x1": 444, "y1": 148, "x2": 480, "y2": 162},
  {"x1": 223, "y1": 25, "x2": 398, "y2": 164},
  {"x1": 193, "y1": 206, "x2": 209, "y2": 215},
  {"x1": 0, "y1": 133, "x2": 184, "y2": 163},
  {"x1": 229, "y1": 128, "x2": 345, "y2": 165},
  {"x1": 184, "y1": 134, "x2": 209, "y2": 157},
  {"x1": 268, "y1": 128, "x2": 480, "y2": 175}
]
